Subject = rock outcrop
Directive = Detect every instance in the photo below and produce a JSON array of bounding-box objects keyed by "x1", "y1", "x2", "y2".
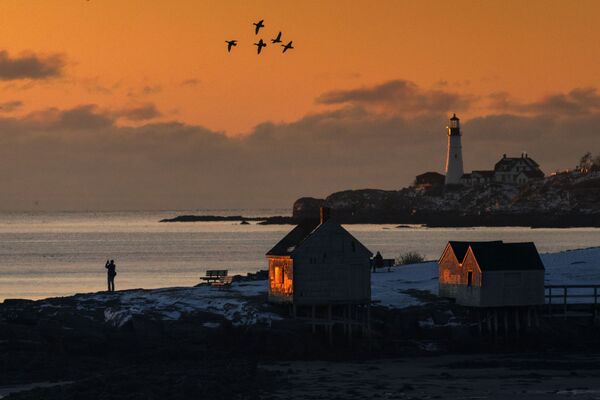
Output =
[{"x1": 292, "y1": 172, "x2": 600, "y2": 227}]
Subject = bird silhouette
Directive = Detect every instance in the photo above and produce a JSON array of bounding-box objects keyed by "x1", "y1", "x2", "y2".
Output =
[
  {"x1": 271, "y1": 32, "x2": 282, "y2": 44},
  {"x1": 254, "y1": 38, "x2": 267, "y2": 54},
  {"x1": 225, "y1": 40, "x2": 238, "y2": 52},
  {"x1": 253, "y1": 20, "x2": 265, "y2": 35},
  {"x1": 282, "y1": 41, "x2": 294, "y2": 53}
]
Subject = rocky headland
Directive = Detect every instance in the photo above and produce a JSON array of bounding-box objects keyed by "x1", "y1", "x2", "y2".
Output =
[{"x1": 162, "y1": 171, "x2": 600, "y2": 227}]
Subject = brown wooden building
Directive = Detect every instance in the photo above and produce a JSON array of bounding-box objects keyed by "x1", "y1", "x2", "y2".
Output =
[
  {"x1": 438, "y1": 241, "x2": 545, "y2": 307},
  {"x1": 267, "y1": 208, "x2": 373, "y2": 305}
]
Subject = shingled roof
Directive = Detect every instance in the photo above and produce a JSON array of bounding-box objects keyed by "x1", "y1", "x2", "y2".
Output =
[
  {"x1": 468, "y1": 241, "x2": 545, "y2": 271},
  {"x1": 266, "y1": 219, "x2": 320, "y2": 256}
]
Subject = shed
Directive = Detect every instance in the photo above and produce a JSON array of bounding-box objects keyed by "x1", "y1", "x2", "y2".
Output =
[
  {"x1": 438, "y1": 241, "x2": 545, "y2": 307},
  {"x1": 267, "y1": 208, "x2": 373, "y2": 305},
  {"x1": 414, "y1": 172, "x2": 445, "y2": 188}
]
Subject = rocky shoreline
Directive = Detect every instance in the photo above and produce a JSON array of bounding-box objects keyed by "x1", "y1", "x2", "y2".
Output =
[
  {"x1": 2, "y1": 275, "x2": 600, "y2": 399},
  {"x1": 161, "y1": 173, "x2": 600, "y2": 227}
]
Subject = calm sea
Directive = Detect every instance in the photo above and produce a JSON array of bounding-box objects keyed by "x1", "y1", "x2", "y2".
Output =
[{"x1": 1, "y1": 210, "x2": 599, "y2": 301}]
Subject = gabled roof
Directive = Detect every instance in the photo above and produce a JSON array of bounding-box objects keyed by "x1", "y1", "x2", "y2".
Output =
[
  {"x1": 468, "y1": 241, "x2": 545, "y2": 271},
  {"x1": 494, "y1": 156, "x2": 540, "y2": 172},
  {"x1": 447, "y1": 241, "x2": 503, "y2": 263},
  {"x1": 266, "y1": 219, "x2": 373, "y2": 258},
  {"x1": 266, "y1": 220, "x2": 319, "y2": 256},
  {"x1": 518, "y1": 169, "x2": 545, "y2": 179},
  {"x1": 446, "y1": 241, "x2": 472, "y2": 262}
]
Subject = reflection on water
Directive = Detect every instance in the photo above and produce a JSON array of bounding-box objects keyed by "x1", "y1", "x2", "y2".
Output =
[{"x1": 1, "y1": 211, "x2": 599, "y2": 300}]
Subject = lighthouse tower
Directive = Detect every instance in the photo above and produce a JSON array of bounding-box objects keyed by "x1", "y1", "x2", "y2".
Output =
[{"x1": 444, "y1": 113, "x2": 464, "y2": 185}]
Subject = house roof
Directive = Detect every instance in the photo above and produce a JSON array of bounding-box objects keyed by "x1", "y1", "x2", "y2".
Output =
[
  {"x1": 472, "y1": 170, "x2": 496, "y2": 178},
  {"x1": 416, "y1": 171, "x2": 445, "y2": 180},
  {"x1": 518, "y1": 169, "x2": 545, "y2": 179},
  {"x1": 266, "y1": 219, "x2": 373, "y2": 258},
  {"x1": 447, "y1": 241, "x2": 471, "y2": 262},
  {"x1": 494, "y1": 155, "x2": 540, "y2": 172},
  {"x1": 266, "y1": 219, "x2": 320, "y2": 256},
  {"x1": 448, "y1": 241, "x2": 502, "y2": 263},
  {"x1": 468, "y1": 241, "x2": 545, "y2": 271}
]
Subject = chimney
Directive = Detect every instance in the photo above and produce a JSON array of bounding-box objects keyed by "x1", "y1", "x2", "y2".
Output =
[{"x1": 320, "y1": 207, "x2": 331, "y2": 224}]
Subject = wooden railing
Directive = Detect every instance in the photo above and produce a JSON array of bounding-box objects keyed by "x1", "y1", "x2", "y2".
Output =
[
  {"x1": 545, "y1": 285, "x2": 600, "y2": 304},
  {"x1": 545, "y1": 285, "x2": 600, "y2": 316}
]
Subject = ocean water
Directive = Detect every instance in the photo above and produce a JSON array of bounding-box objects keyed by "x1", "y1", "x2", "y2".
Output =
[{"x1": 1, "y1": 210, "x2": 599, "y2": 301}]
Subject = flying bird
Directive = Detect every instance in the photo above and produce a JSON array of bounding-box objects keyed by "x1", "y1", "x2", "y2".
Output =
[
  {"x1": 282, "y1": 41, "x2": 294, "y2": 53},
  {"x1": 225, "y1": 40, "x2": 238, "y2": 52},
  {"x1": 253, "y1": 19, "x2": 265, "y2": 35},
  {"x1": 271, "y1": 31, "x2": 282, "y2": 44},
  {"x1": 254, "y1": 38, "x2": 267, "y2": 54}
]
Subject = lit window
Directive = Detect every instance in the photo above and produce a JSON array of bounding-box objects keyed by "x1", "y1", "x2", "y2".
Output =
[{"x1": 274, "y1": 266, "x2": 284, "y2": 284}]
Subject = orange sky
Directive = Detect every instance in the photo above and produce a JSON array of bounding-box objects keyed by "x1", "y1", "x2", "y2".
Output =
[{"x1": 1, "y1": 0, "x2": 600, "y2": 134}]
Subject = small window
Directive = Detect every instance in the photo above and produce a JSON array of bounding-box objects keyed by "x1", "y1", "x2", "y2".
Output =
[
  {"x1": 323, "y1": 252, "x2": 327, "y2": 261},
  {"x1": 467, "y1": 271, "x2": 473, "y2": 287},
  {"x1": 351, "y1": 241, "x2": 356, "y2": 252}
]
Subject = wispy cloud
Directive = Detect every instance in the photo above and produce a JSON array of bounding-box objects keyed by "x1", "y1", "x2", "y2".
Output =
[{"x1": 0, "y1": 100, "x2": 23, "y2": 112}]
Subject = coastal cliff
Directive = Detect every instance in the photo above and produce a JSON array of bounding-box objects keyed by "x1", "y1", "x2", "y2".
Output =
[{"x1": 293, "y1": 172, "x2": 600, "y2": 227}]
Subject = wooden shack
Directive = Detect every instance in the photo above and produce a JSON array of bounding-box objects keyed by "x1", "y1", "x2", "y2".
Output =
[
  {"x1": 267, "y1": 208, "x2": 373, "y2": 305},
  {"x1": 438, "y1": 241, "x2": 545, "y2": 307}
]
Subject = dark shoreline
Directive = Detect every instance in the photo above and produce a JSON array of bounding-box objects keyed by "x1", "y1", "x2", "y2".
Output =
[
  {"x1": 159, "y1": 213, "x2": 600, "y2": 228},
  {"x1": 3, "y1": 281, "x2": 600, "y2": 399}
]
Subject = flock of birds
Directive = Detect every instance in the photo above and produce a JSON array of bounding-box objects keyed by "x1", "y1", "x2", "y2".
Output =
[{"x1": 225, "y1": 19, "x2": 294, "y2": 55}]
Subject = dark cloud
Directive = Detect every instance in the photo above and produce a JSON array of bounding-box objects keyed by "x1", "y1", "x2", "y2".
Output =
[
  {"x1": 1, "y1": 81, "x2": 599, "y2": 211},
  {"x1": 0, "y1": 100, "x2": 23, "y2": 112},
  {"x1": 115, "y1": 104, "x2": 161, "y2": 121},
  {"x1": 0, "y1": 50, "x2": 65, "y2": 80},
  {"x1": 316, "y1": 79, "x2": 472, "y2": 114},
  {"x1": 489, "y1": 87, "x2": 600, "y2": 116}
]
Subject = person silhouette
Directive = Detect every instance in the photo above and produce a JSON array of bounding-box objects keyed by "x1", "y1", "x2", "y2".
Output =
[
  {"x1": 105, "y1": 259, "x2": 117, "y2": 292},
  {"x1": 373, "y1": 251, "x2": 383, "y2": 273}
]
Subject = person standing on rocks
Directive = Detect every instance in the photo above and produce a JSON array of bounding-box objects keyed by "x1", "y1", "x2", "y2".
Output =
[{"x1": 105, "y1": 259, "x2": 117, "y2": 292}]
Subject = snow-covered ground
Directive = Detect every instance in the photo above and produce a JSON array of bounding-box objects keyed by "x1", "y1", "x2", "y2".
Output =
[
  {"x1": 68, "y1": 280, "x2": 279, "y2": 328},
  {"x1": 53, "y1": 247, "x2": 600, "y2": 326}
]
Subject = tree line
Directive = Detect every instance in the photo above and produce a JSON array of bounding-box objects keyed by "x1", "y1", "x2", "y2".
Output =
[{"x1": 579, "y1": 152, "x2": 600, "y2": 172}]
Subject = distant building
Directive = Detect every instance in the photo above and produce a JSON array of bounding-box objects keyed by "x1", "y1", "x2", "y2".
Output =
[
  {"x1": 438, "y1": 241, "x2": 545, "y2": 307},
  {"x1": 266, "y1": 207, "x2": 373, "y2": 305},
  {"x1": 414, "y1": 172, "x2": 445, "y2": 189},
  {"x1": 460, "y1": 154, "x2": 544, "y2": 186},
  {"x1": 444, "y1": 114, "x2": 464, "y2": 185},
  {"x1": 461, "y1": 170, "x2": 495, "y2": 186},
  {"x1": 494, "y1": 153, "x2": 544, "y2": 184}
]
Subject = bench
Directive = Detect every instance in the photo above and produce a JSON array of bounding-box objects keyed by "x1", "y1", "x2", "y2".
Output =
[
  {"x1": 200, "y1": 269, "x2": 228, "y2": 284},
  {"x1": 211, "y1": 275, "x2": 234, "y2": 289}
]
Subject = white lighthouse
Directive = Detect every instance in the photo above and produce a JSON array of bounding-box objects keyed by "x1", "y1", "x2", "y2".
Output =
[{"x1": 444, "y1": 113, "x2": 464, "y2": 185}]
